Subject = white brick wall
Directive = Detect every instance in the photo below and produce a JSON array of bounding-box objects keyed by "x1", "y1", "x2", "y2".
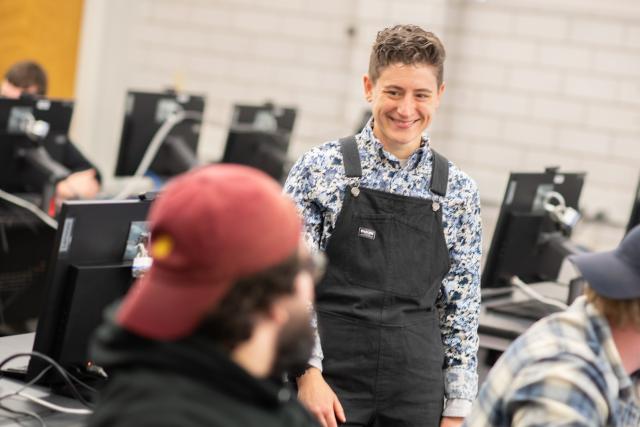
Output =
[
  {"x1": 437, "y1": 0, "x2": 640, "y2": 244},
  {"x1": 73, "y1": 0, "x2": 640, "y2": 250}
]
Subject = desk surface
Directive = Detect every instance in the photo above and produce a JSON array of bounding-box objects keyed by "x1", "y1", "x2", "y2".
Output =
[
  {"x1": 0, "y1": 333, "x2": 89, "y2": 427},
  {"x1": 478, "y1": 282, "x2": 569, "y2": 352}
]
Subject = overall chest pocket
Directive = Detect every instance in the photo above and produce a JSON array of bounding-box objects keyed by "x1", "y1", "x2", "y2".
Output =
[{"x1": 346, "y1": 213, "x2": 434, "y2": 297}]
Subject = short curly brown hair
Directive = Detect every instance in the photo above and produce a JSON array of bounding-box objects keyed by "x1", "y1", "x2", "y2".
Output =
[
  {"x1": 368, "y1": 25, "x2": 446, "y2": 86},
  {"x1": 4, "y1": 60, "x2": 48, "y2": 96}
]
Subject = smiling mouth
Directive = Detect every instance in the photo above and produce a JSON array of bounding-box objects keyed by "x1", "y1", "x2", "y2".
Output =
[{"x1": 390, "y1": 117, "x2": 419, "y2": 128}]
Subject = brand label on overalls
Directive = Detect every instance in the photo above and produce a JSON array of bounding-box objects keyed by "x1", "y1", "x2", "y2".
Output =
[{"x1": 358, "y1": 227, "x2": 376, "y2": 240}]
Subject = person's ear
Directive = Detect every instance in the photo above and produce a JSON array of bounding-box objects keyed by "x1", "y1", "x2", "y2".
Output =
[
  {"x1": 268, "y1": 300, "x2": 290, "y2": 327},
  {"x1": 363, "y1": 74, "x2": 374, "y2": 103},
  {"x1": 434, "y1": 81, "x2": 446, "y2": 108}
]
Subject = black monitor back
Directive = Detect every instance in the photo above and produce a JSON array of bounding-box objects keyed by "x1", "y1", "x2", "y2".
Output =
[
  {"x1": 231, "y1": 103, "x2": 296, "y2": 133},
  {"x1": 27, "y1": 198, "x2": 152, "y2": 386},
  {"x1": 114, "y1": 91, "x2": 205, "y2": 177},
  {"x1": 482, "y1": 168, "x2": 585, "y2": 289},
  {"x1": 0, "y1": 97, "x2": 73, "y2": 194},
  {"x1": 222, "y1": 104, "x2": 296, "y2": 181}
]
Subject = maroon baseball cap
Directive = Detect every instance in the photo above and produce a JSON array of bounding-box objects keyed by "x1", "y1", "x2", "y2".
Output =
[{"x1": 117, "y1": 165, "x2": 302, "y2": 340}]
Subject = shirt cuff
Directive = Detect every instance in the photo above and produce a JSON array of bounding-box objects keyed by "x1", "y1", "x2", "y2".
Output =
[
  {"x1": 308, "y1": 356, "x2": 323, "y2": 372},
  {"x1": 442, "y1": 398, "x2": 473, "y2": 417},
  {"x1": 444, "y1": 366, "x2": 478, "y2": 401}
]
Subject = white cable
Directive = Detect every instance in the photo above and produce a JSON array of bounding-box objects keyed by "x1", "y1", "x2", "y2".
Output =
[
  {"x1": 510, "y1": 276, "x2": 569, "y2": 310},
  {"x1": 0, "y1": 188, "x2": 57, "y2": 229},
  {"x1": 14, "y1": 391, "x2": 92, "y2": 415},
  {"x1": 113, "y1": 110, "x2": 203, "y2": 200}
]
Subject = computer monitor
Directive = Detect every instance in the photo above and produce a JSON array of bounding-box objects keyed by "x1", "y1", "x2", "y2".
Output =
[
  {"x1": 0, "y1": 199, "x2": 56, "y2": 334},
  {"x1": 26, "y1": 196, "x2": 153, "y2": 393},
  {"x1": 625, "y1": 174, "x2": 640, "y2": 234},
  {"x1": 482, "y1": 167, "x2": 586, "y2": 290},
  {"x1": 114, "y1": 90, "x2": 205, "y2": 178},
  {"x1": 0, "y1": 97, "x2": 73, "y2": 208},
  {"x1": 222, "y1": 103, "x2": 296, "y2": 182}
]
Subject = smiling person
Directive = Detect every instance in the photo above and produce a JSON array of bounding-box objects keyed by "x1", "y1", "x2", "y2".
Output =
[{"x1": 284, "y1": 25, "x2": 482, "y2": 427}]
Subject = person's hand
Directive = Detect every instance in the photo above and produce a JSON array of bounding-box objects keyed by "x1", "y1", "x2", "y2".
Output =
[
  {"x1": 296, "y1": 367, "x2": 345, "y2": 427},
  {"x1": 440, "y1": 416, "x2": 464, "y2": 427},
  {"x1": 56, "y1": 169, "x2": 100, "y2": 200}
]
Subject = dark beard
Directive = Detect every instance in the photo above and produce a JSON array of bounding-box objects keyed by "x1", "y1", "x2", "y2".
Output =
[{"x1": 271, "y1": 312, "x2": 314, "y2": 378}]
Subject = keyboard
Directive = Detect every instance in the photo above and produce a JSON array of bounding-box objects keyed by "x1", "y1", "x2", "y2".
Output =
[{"x1": 486, "y1": 299, "x2": 563, "y2": 321}]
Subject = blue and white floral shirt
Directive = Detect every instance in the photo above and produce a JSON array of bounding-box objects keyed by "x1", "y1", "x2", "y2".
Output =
[{"x1": 284, "y1": 121, "x2": 482, "y2": 417}]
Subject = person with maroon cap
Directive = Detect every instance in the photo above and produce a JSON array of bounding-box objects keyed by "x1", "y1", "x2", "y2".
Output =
[{"x1": 87, "y1": 165, "x2": 321, "y2": 427}]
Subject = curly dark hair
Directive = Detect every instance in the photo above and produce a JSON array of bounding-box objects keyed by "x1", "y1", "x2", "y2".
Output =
[
  {"x1": 4, "y1": 60, "x2": 48, "y2": 96},
  {"x1": 368, "y1": 25, "x2": 446, "y2": 86},
  {"x1": 195, "y1": 252, "x2": 302, "y2": 350}
]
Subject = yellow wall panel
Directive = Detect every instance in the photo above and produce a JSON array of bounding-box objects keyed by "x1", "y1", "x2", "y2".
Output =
[{"x1": 0, "y1": 0, "x2": 84, "y2": 98}]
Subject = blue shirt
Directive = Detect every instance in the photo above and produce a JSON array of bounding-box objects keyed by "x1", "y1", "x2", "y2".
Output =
[
  {"x1": 284, "y1": 122, "x2": 482, "y2": 416},
  {"x1": 465, "y1": 296, "x2": 640, "y2": 426}
]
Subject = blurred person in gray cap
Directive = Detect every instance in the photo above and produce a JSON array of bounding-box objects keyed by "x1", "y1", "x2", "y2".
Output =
[{"x1": 465, "y1": 226, "x2": 640, "y2": 427}]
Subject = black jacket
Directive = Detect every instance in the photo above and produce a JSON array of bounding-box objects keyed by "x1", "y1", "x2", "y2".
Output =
[{"x1": 86, "y1": 319, "x2": 319, "y2": 427}]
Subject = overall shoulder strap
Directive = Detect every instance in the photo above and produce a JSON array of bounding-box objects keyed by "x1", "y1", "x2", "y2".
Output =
[
  {"x1": 338, "y1": 136, "x2": 362, "y2": 178},
  {"x1": 430, "y1": 149, "x2": 449, "y2": 197}
]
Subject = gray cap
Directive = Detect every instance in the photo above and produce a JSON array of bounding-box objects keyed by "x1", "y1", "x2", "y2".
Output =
[{"x1": 569, "y1": 225, "x2": 640, "y2": 300}]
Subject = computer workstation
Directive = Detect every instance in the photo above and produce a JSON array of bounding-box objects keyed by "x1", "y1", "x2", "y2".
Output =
[
  {"x1": 114, "y1": 90, "x2": 205, "y2": 184},
  {"x1": 18, "y1": 197, "x2": 153, "y2": 396},
  {"x1": 222, "y1": 103, "x2": 296, "y2": 182},
  {"x1": 0, "y1": 196, "x2": 152, "y2": 425},
  {"x1": 112, "y1": 92, "x2": 297, "y2": 195},
  {"x1": 0, "y1": 97, "x2": 73, "y2": 210},
  {"x1": 479, "y1": 167, "x2": 588, "y2": 350},
  {"x1": 0, "y1": 97, "x2": 75, "y2": 337}
]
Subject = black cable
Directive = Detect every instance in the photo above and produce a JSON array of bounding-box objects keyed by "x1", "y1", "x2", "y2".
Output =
[
  {"x1": 0, "y1": 352, "x2": 94, "y2": 409},
  {"x1": 65, "y1": 369, "x2": 98, "y2": 394}
]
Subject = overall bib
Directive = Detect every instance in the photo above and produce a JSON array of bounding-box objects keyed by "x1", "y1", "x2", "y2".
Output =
[{"x1": 316, "y1": 137, "x2": 451, "y2": 426}]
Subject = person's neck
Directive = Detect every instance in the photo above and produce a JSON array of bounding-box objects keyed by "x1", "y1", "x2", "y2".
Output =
[
  {"x1": 230, "y1": 322, "x2": 276, "y2": 378},
  {"x1": 610, "y1": 324, "x2": 640, "y2": 375},
  {"x1": 373, "y1": 130, "x2": 421, "y2": 160}
]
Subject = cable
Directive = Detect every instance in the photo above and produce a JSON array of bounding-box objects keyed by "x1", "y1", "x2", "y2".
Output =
[
  {"x1": 0, "y1": 366, "x2": 52, "y2": 427},
  {"x1": 0, "y1": 361, "x2": 92, "y2": 417},
  {"x1": 0, "y1": 188, "x2": 57, "y2": 230},
  {"x1": 13, "y1": 392, "x2": 92, "y2": 415},
  {"x1": 0, "y1": 366, "x2": 52, "y2": 401},
  {"x1": 113, "y1": 110, "x2": 203, "y2": 200},
  {"x1": 510, "y1": 276, "x2": 569, "y2": 310},
  {"x1": 0, "y1": 352, "x2": 94, "y2": 409},
  {"x1": 0, "y1": 401, "x2": 46, "y2": 427},
  {"x1": 65, "y1": 370, "x2": 98, "y2": 394}
]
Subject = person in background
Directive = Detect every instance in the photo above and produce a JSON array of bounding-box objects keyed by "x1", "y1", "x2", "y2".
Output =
[
  {"x1": 285, "y1": 24, "x2": 482, "y2": 427},
  {"x1": 465, "y1": 226, "x2": 640, "y2": 426},
  {"x1": 87, "y1": 165, "x2": 321, "y2": 427},
  {"x1": 1, "y1": 60, "x2": 101, "y2": 201}
]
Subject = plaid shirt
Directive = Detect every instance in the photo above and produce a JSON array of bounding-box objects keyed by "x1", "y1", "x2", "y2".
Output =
[
  {"x1": 284, "y1": 121, "x2": 482, "y2": 417},
  {"x1": 465, "y1": 296, "x2": 640, "y2": 427}
]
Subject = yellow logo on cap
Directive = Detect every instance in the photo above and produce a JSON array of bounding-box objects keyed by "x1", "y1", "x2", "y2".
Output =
[{"x1": 152, "y1": 235, "x2": 173, "y2": 259}]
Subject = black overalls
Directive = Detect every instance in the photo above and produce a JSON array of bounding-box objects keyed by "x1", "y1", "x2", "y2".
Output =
[{"x1": 316, "y1": 137, "x2": 451, "y2": 426}]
